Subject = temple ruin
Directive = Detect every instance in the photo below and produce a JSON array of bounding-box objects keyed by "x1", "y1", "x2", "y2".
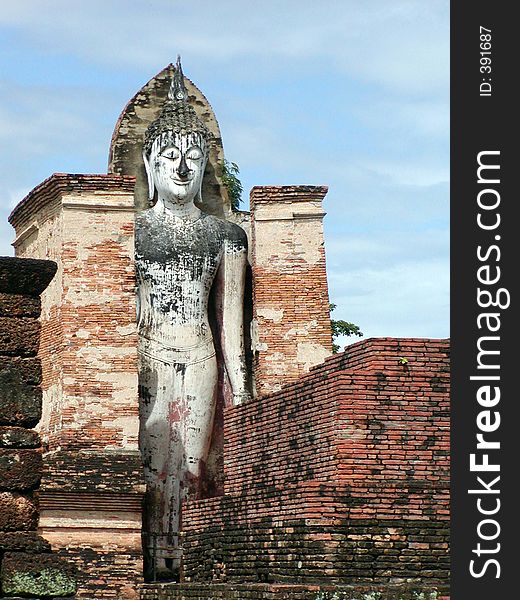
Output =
[{"x1": 3, "y1": 62, "x2": 450, "y2": 600}]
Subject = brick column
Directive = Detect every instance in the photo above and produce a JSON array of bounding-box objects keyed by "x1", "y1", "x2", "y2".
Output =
[
  {"x1": 8, "y1": 174, "x2": 144, "y2": 599},
  {"x1": 9, "y1": 174, "x2": 139, "y2": 454},
  {"x1": 250, "y1": 186, "x2": 332, "y2": 396}
]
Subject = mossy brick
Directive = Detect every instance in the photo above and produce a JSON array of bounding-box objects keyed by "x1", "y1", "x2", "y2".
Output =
[
  {"x1": 0, "y1": 492, "x2": 38, "y2": 531},
  {"x1": 0, "y1": 369, "x2": 42, "y2": 427},
  {"x1": 0, "y1": 552, "x2": 76, "y2": 598},
  {"x1": 0, "y1": 427, "x2": 40, "y2": 449},
  {"x1": 0, "y1": 531, "x2": 51, "y2": 553},
  {"x1": 0, "y1": 448, "x2": 42, "y2": 490},
  {"x1": 0, "y1": 293, "x2": 41, "y2": 318},
  {"x1": 0, "y1": 256, "x2": 57, "y2": 297},
  {"x1": 0, "y1": 357, "x2": 42, "y2": 386},
  {"x1": 0, "y1": 317, "x2": 40, "y2": 356}
]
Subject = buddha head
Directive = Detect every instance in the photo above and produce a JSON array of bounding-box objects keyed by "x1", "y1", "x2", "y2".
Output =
[{"x1": 143, "y1": 57, "x2": 211, "y2": 206}]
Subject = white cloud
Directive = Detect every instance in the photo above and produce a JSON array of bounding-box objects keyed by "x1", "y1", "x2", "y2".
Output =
[
  {"x1": 354, "y1": 98, "x2": 449, "y2": 143},
  {"x1": 6, "y1": 187, "x2": 31, "y2": 209},
  {"x1": 0, "y1": 80, "x2": 115, "y2": 234},
  {"x1": 326, "y1": 224, "x2": 449, "y2": 348},
  {"x1": 326, "y1": 229, "x2": 448, "y2": 271},
  {"x1": 0, "y1": 1, "x2": 449, "y2": 341},
  {"x1": 1, "y1": 1, "x2": 448, "y2": 96},
  {"x1": 355, "y1": 160, "x2": 449, "y2": 188},
  {"x1": 329, "y1": 258, "x2": 449, "y2": 347},
  {"x1": 223, "y1": 123, "x2": 284, "y2": 170},
  {"x1": 0, "y1": 82, "x2": 109, "y2": 159}
]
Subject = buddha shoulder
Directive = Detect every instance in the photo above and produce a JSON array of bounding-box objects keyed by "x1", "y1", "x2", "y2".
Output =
[
  {"x1": 135, "y1": 207, "x2": 156, "y2": 229},
  {"x1": 201, "y1": 214, "x2": 247, "y2": 249}
]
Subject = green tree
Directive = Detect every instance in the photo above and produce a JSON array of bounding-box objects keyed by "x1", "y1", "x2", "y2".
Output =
[
  {"x1": 330, "y1": 303, "x2": 363, "y2": 353},
  {"x1": 221, "y1": 159, "x2": 243, "y2": 210}
]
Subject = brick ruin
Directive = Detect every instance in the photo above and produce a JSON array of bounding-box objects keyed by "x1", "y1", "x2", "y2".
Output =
[
  {"x1": 8, "y1": 174, "x2": 143, "y2": 599},
  {"x1": 250, "y1": 186, "x2": 332, "y2": 397},
  {"x1": 167, "y1": 338, "x2": 450, "y2": 599},
  {"x1": 0, "y1": 256, "x2": 76, "y2": 598},
  {"x1": 4, "y1": 64, "x2": 450, "y2": 599}
]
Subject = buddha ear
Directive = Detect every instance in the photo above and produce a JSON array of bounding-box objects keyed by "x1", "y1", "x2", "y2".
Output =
[
  {"x1": 194, "y1": 176, "x2": 203, "y2": 206},
  {"x1": 194, "y1": 154, "x2": 208, "y2": 206},
  {"x1": 142, "y1": 150, "x2": 155, "y2": 201}
]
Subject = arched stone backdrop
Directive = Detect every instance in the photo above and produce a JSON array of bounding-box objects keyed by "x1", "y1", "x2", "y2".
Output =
[{"x1": 108, "y1": 64, "x2": 231, "y2": 216}]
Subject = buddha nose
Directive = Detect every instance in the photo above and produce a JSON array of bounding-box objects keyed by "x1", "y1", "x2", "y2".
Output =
[{"x1": 177, "y1": 155, "x2": 190, "y2": 179}]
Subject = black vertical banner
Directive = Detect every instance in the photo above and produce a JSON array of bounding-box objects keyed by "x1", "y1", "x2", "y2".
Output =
[{"x1": 451, "y1": 2, "x2": 516, "y2": 599}]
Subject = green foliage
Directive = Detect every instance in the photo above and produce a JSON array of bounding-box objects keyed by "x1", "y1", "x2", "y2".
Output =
[
  {"x1": 398, "y1": 357, "x2": 409, "y2": 365},
  {"x1": 330, "y1": 303, "x2": 363, "y2": 353},
  {"x1": 3, "y1": 567, "x2": 76, "y2": 597},
  {"x1": 221, "y1": 159, "x2": 243, "y2": 210}
]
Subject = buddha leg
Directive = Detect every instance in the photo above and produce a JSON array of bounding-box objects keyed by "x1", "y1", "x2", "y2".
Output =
[
  {"x1": 180, "y1": 352, "x2": 218, "y2": 492},
  {"x1": 139, "y1": 352, "x2": 180, "y2": 578},
  {"x1": 139, "y1": 339, "x2": 217, "y2": 580}
]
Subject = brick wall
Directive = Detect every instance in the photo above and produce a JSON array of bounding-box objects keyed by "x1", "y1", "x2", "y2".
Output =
[
  {"x1": 10, "y1": 174, "x2": 139, "y2": 453},
  {"x1": 39, "y1": 448, "x2": 144, "y2": 597},
  {"x1": 140, "y1": 583, "x2": 446, "y2": 600},
  {"x1": 8, "y1": 175, "x2": 145, "y2": 600},
  {"x1": 179, "y1": 338, "x2": 450, "y2": 594},
  {"x1": 7, "y1": 175, "x2": 450, "y2": 599},
  {"x1": 250, "y1": 186, "x2": 332, "y2": 397}
]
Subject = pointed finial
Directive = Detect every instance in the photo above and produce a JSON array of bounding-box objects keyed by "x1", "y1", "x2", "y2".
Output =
[
  {"x1": 169, "y1": 55, "x2": 188, "y2": 102},
  {"x1": 143, "y1": 57, "x2": 212, "y2": 156}
]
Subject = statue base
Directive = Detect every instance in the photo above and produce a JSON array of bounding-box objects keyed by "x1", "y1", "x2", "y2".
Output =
[{"x1": 143, "y1": 536, "x2": 183, "y2": 583}]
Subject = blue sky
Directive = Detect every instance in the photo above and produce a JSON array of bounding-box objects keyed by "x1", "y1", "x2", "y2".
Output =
[{"x1": 0, "y1": 0, "x2": 449, "y2": 346}]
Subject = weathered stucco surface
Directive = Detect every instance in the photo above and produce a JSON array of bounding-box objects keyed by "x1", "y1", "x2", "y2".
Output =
[
  {"x1": 8, "y1": 174, "x2": 144, "y2": 599},
  {"x1": 250, "y1": 186, "x2": 332, "y2": 396},
  {"x1": 10, "y1": 176, "x2": 139, "y2": 453},
  {"x1": 134, "y1": 69, "x2": 252, "y2": 576}
]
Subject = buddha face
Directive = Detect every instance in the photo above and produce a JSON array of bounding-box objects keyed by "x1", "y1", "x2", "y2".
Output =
[{"x1": 145, "y1": 133, "x2": 207, "y2": 205}]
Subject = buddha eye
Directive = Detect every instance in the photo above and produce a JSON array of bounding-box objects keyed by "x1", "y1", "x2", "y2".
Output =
[
  {"x1": 161, "y1": 149, "x2": 180, "y2": 160},
  {"x1": 186, "y1": 148, "x2": 202, "y2": 161}
]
